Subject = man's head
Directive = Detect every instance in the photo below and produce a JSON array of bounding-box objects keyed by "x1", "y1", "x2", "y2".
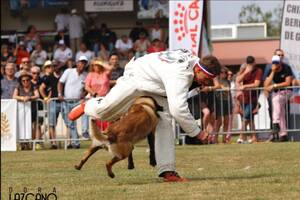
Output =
[
  {"x1": 43, "y1": 60, "x2": 54, "y2": 74},
  {"x1": 193, "y1": 55, "x2": 221, "y2": 85},
  {"x1": 79, "y1": 42, "x2": 87, "y2": 52},
  {"x1": 246, "y1": 55, "x2": 255, "y2": 65},
  {"x1": 5, "y1": 63, "x2": 16, "y2": 77},
  {"x1": 109, "y1": 53, "x2": 119, "y2": 68},
  {"x1": 31, "y1": 66, "x2": 40, "y2": 80},
  {"x1": 274, "y1": 48, "x2": 284, "y2": 62},
  {"x1": 77, "y1": 56, "x2": 88, "y2": 72},
  {"x1": 35, "y1": 43, "x2": 42, "y2": 51},
  {"x1": 20, "y1": 57, "x2": 31, "y2": 71},
  {"x1": 121, "y1": 35, "x2": 129, "y2": 43}
]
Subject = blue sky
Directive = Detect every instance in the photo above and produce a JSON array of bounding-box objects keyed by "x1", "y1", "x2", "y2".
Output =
[{"x1": 210, "y1": 0, "x2": 284, "y2": 25}]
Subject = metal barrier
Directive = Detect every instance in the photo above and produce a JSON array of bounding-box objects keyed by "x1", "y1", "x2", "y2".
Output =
[
  {"x1": 11, "y1": 86, "x2": 300, "y2": 149},
  {"x1": 177, "y1": 86, "x2": 300, "y2": 144},
  {"x1": 16, "y1": 98, "x2": 95, "y2": 151}
]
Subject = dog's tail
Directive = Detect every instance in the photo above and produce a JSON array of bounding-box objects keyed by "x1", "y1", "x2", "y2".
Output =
[{"x1": 90, "y1": 120, "x2": 109, "y2": 143}]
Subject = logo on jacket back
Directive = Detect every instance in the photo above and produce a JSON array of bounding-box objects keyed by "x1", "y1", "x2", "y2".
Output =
[{"x1": 172, "y1": 1, "x2": 202, "y2": 55}]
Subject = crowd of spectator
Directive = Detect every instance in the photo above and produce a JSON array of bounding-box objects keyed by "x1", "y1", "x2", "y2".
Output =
[
  {"x1": 0, "y1": 8, "x2": 168, "y2": 150},
  {"x1": 1, "y1": 8, "x2": 299, "y2": 150},
  {"x1": 186, "y1": 49, "x2": 299, "y2": 145}
]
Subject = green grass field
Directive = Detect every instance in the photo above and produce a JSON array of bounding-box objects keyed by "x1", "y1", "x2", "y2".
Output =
[{"x1": 1, "y1": 142, "x2": 300, "y2": 200}]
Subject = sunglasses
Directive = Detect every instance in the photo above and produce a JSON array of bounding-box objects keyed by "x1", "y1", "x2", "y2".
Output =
[
  {"x1": 31, "y1": 72, "x2": 39, "y2": 75},
  {"x1": 22, "y1": 61, "x2": 29, "y2": 64},
  {"x1": 276, "y1": 54, "x2": 284, "y2": 57},
  {"x1": 228, "y1": 73, "x2": 233, "y2": 76},
  {"x1": 21, "y1": 79, "x2": 30, "y2": 82}
]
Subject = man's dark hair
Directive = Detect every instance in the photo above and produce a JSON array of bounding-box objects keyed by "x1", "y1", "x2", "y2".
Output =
[
  {"x1": 246, "y1": 56, "x2": 255, "y2": 64},
  {"x1": 200, "y1": 55, "x2": 221, "y2": 76},
  {"x1": 274, "y1": 48, "x2": 283, "y2": 54},
  {"x1": 109, "y1": 52, "x2": 119, "y2": 59}
]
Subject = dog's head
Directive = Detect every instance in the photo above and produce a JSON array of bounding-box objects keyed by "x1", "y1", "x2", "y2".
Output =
[{"x1": 133, "y1": 96, "x2": 163, "y2": 117}]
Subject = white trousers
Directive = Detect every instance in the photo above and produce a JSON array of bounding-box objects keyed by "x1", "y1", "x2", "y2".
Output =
[{"x1": 84, "y1": 77, "x2": 176, "y2": 175}]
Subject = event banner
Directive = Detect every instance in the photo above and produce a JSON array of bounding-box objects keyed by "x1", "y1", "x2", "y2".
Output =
[
  {"x1": 1, "y1": 100, "x2": 17, "y2": 151},
  {"x1": 85, "y1": 0, "x2": 133, "y2": 12},
  {"x1": 281, "y1": 0, "x2": 300, "y2": 79},
  {"x1": 281, "y1": 0, "x2": 300, "y2": 113},
  {"x1": 169, "y1": 0, "x2": 204, "y2": 55}
]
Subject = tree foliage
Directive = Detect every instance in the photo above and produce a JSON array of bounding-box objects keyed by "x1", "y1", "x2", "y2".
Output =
[{"x1": 239, "y1": 3, "x2": 283, "y2": 37}]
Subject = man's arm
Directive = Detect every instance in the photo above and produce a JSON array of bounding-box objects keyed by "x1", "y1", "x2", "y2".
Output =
[{"x1": 163, "y1": 74, "x2": 200, "y2": 137}]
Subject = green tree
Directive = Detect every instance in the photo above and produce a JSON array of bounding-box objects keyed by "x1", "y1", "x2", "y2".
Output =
[{"x1": 239, "y1": 3, "x2": 283, "y2": 37}]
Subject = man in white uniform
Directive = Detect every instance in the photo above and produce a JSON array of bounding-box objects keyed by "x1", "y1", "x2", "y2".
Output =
[{"x1": 69, "y1": 49, "x2": 221, "y2": 182}]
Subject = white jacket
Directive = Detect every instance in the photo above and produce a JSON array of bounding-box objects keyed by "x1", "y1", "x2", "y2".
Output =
[{"x1": 124, "y1": 49, "x2": 200, "y2": 137}]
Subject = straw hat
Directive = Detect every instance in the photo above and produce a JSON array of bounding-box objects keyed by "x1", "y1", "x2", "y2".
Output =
[{"x1": 92, "y1": 59, "x2": 112, "y2": 70}]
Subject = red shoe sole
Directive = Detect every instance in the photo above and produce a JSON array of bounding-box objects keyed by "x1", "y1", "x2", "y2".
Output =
[{"x1": 163, "y1": 177, "x2": 189, "y2": 182}]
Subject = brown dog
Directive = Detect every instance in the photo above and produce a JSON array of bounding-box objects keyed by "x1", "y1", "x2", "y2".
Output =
[{"x1": 74, "y1": 96, "x2": 163, "y2": 178}]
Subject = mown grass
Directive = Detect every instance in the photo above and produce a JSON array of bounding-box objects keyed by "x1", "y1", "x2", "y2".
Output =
[{"x1": 1, "y1": 142, "x2": 300, "y2": 200}]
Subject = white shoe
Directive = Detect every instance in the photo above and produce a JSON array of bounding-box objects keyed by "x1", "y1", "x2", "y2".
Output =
[{"x1": 237, "y1": 138, "x2": 244, "y2": 144}]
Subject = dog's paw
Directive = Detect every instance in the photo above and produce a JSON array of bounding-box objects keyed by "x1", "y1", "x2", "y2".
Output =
[
  {"x1": 74, "y1": 165, "x2": 82, "y2": 170},
  {"x1": 150, "y1": 160, "x2": 156, "y2": 167},
  {"x1": 108, "y1": 172, "x2": 115, "y2": 178}
]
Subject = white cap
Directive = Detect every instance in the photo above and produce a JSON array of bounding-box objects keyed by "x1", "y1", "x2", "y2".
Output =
[
  {"x1": 19, "y1": 41, "x2": 25, "y2": 45},
  {"x1": 78, "y1": 55, "x2": 88, "y2": 62},
  {"x1": 43, "y1": 60, "x2": 53, "y2": 68},
  {"x1": 71, "y1": 9, "x2": 77, "y2": 14},
  {"x1": 272, "y1": 55, "x2": 280, "y2": 64},
  {"x1": 58, "y1": 39, "x2": 65, "y2": 45}
]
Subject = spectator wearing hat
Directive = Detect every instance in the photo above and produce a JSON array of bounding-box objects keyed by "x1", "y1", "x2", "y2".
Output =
[
  {"x1": 85, "y1": 58, "x2": 111, "y2": 98},
  {"x1": 58, "y1": 55, "x2": 88, "y2": 148},
  {"x1": 69, "y1": 8, "x2": 85, "y2": 54},
  {"x1": 1, "y1": 62, "x2": 18, "y2": 99},
  {"x1": 75, "y1": 42, "x2": 94, "y2": 63},
  {"x1": 39, "y1": 60, "x2": 61, "y2": 149},
  {"x1": 30, "y1": 43, "x2": 47, "y2": 68},
  {"x1": 262, "y1": 49, "x2": 295, "y2": 134},
  {"x1": 236, "y1": 56, "x2": 263, "y2": 144},
  {"x1": 83, "y1": 58, "x2": 111, "y2": 138},
  {"x1": 13, "y1": 72, "x2": 40, "y2": 150},
  {"x1": 264, "y1": 55, "x2": 293, "y2": 142},
  {"x1": 14, "y1": 41, "x2": 30, "y2": 66},
  {"x1": 53, "y1": 39, "x2": 72, "y2": 72}
]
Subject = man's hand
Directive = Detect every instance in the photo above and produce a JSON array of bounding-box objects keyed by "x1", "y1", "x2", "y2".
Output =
[
  {"x1": 238, "y1": 85, "x2": 245, "y2": 90},
  {"x1": 23, "y1": 96, "x2": 31, "y2": 102},
  {"x1": 196, "y1": 131, "x2": 209, "y2": 143},
  {"x1": 265, "y1": 85, "x2": 274, "y2": 92},
  {"x1": 58, "y1": 95, "x2": 64, "y2": 102},
  {"x1": 271, "y1": 64, "x2": 279, "y2": 72}
]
